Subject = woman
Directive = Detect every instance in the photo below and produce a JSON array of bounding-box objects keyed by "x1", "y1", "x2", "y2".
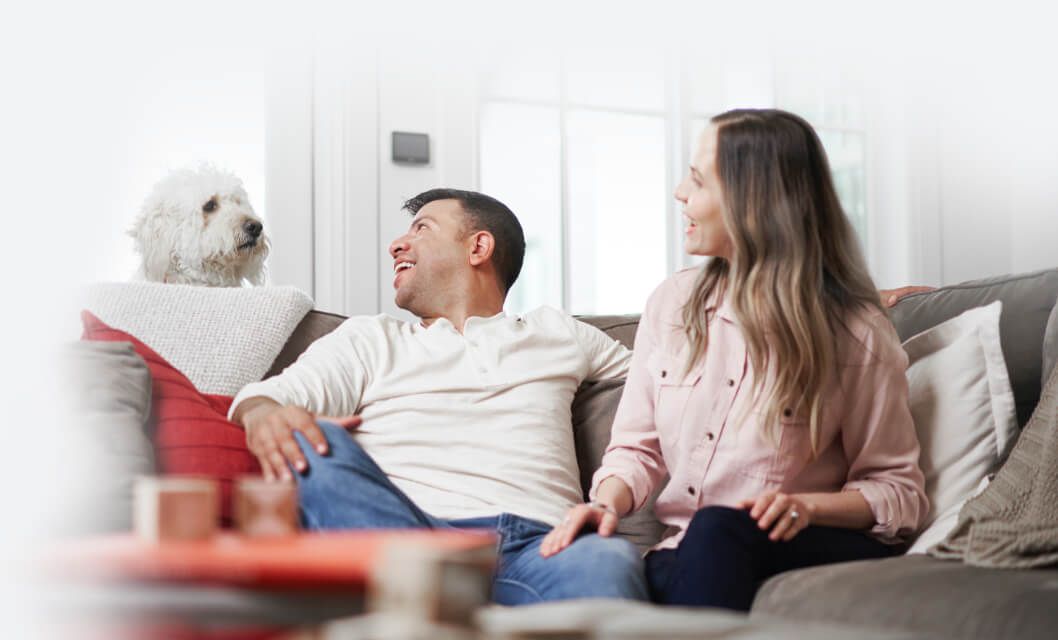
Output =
[{"x1": 540, "y1": 108, "x2": 928, "y2": 610}]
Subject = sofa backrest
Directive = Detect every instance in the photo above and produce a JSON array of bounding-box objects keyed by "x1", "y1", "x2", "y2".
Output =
[
  {"x1": 264, "y1": 267, "x2": 1058, "y2": 550},
  {"x1": 888, "y1": 268, "x2": 1058, "y2": 428}
]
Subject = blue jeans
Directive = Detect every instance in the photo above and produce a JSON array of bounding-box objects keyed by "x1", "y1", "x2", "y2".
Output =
[
  {"x1": 645, "y1": 505, "x2": 898, "y2": 610},
  {"x1": 292, "y1": 421, "x2": 648, "y2": 605}
]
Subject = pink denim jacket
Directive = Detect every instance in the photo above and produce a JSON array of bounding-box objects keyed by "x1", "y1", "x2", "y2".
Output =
[{"x1": 591, "y1": 269, "x2": 928, "y2": 551}]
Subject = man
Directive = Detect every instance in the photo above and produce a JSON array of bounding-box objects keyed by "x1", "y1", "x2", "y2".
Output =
[{"x1": 230, "y1": 188, "x2": 648, "y2": 604}]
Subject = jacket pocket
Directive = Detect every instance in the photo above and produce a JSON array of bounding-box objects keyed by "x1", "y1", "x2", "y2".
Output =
[
  {"x1": 646, "y1": 351, "x2": 702, "y2": 449},
  {"x1": 734, "y1": 409, "x2": 807, "y2": 481}
]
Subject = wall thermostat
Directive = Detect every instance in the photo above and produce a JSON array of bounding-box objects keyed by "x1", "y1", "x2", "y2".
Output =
[{"x1": 392, "y1": 131, "x2": 430, "y2": 164}]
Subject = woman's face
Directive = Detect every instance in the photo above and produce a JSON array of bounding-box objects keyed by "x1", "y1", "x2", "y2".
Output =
[{"x1": 674, "y1": 125, "x2": 732, "y2": 258}]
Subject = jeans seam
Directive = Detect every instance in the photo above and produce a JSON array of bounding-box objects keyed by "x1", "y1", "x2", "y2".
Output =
[{"x1": 494, "y1": 577, "x2": 544, "y2": 603}]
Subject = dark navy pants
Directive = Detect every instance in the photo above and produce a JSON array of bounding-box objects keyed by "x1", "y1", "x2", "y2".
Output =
[{"x1": 645, "y1": 505, "x2": 898, "y2": 611}]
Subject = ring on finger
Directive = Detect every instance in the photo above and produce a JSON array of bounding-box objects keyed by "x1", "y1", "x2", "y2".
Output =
[{"x1": 789, "y1": 509, "x2": 800, "y2": 522}]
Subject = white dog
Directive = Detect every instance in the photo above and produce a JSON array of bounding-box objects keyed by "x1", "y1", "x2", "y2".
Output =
[{"x1": 129, "y1": 166, "x2": 269, "y2": 286}]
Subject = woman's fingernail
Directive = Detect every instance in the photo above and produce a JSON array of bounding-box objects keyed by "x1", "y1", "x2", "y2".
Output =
[{"x1": 317, "y1": 444, "x2": 327, "y2": 454}]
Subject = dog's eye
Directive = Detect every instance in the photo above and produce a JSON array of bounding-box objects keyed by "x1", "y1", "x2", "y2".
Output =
[{"x1": 203, "y1": 198, "x2": 218, "y2": 213}]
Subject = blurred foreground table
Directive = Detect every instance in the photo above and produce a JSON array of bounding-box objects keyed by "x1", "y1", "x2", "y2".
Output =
[{"x1": 42, "y1": 529, "x2": 496, "y2": 639}]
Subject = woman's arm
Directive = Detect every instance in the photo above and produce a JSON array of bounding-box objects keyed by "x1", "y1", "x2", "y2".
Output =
[
  {"x1": 594, "y1": 475, "x2": 635, "y2": 517},
  {"x1": 838, "y1": 315, "x2": 929, "y2": 540},
  {"x1": 587, "y1": 289, "x2": 670, "y2": 513},
  {"x1": 737, "y1": 490, "x2": 875, "y2": 542},
  {"x1": 539, "y1": 476, "x2": 634, "y2": 557}
]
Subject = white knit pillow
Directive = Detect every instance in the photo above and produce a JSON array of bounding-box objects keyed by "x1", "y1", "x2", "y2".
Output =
[
  {"x1": 903, "y1": 301, "x2": 1018, "y2": 554},
  {"x1": 84, "y1": 283, "x2": 314, "y2": 395}
]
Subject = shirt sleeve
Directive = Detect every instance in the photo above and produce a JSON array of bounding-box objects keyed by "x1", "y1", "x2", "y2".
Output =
[
  {"x1": 228, "y1": 319, "x2": 369, "y2": 421},
  {"x1": 568, "y1": 317, "x2": 632, "y2": 381},
  {"x1": 589, "y1": 291, "x2": 668, "y2": 512},
  {"x1": 839, "y1": 316, "x2": 929, "y2": 541}
]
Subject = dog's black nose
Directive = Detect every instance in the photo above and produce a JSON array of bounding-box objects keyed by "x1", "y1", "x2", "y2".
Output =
[{"x1": 243, "y1": 220, "x2": 263, "y2": 238}]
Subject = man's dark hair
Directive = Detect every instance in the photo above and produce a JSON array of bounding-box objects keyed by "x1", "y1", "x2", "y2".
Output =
[{"x1": 402, "y1": 188, "x2": 526, "y2": 294}]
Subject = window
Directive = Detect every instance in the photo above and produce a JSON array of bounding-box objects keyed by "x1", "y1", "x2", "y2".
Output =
[
  {"x1": 479, "y1": 49, "x2": 669, "y2": 316},
  {"x1": 480, "y1": 51, "x2": 870, "y2": 314}
]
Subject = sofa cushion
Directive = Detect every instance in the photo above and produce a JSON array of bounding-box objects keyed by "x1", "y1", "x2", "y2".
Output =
[
  {"x1": 85, "y1": 282, "x2": 314, "y2": 395},
  {"x1": 888, "y1": 268, "x2": 1058, "y2": 427},
  {"x1": 60, "y1": 340, "x2": 155, "y2": 533},
  {"x1": 575, "y1": 314, "x2": 640, "y2": 350},
  {"x1": 82, "y1": 311, "x2": 261, "y2": 524},
  {"x1": 752, "y1": 554, "x2": 1058, "y2": 640},
  {"x1": 265, "y1": 310, "x2": 347, "y2": 379}
]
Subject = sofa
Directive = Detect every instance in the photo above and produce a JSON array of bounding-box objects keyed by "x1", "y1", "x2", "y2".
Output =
[
  {"x1": 261, "y1": 267, "x2": 1058, "y2": 639},
  {"x1": 69, "y1": 268, "x2": 1058, "y2": 638}
]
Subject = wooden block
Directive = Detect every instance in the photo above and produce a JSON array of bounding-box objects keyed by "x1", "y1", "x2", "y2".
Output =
[
  {"x1": 133, "y1": 476, "x2": 218, "y2": 543},
  {"x1": 233, "y1": 476, "x2": 299, "y2": 537}
]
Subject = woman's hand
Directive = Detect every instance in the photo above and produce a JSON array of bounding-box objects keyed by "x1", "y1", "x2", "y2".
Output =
[
  {"x1": 539, "y1": 502, "x2": 619, "y2": 558},
  {"x1": 737, "y1": 492, "x2": 814, "y2": 542}
]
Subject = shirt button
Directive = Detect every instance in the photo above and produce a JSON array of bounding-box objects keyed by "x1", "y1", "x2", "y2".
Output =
[
  {"x1": 705, "y1": 432, "x2": 714, "y2": 441},
  {"x1": 661, "y1": 370, "x2": 667, "y2": 378},
  {"x1": 687, "y1": 486, "x2": 696, "y2": 495},
  {"x1": 727, "y1": 379, "x2": 735, "y2": 387}
]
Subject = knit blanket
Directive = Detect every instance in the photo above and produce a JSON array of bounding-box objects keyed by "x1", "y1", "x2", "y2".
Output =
[
  {"x1": 930, "y1": 364, "x2": 1058, "y2": 567},
  {"x1": 84, "y1": 283, "x2": 314, "y2": 395}
]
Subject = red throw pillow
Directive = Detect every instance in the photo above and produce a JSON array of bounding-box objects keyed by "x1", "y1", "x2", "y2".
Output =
[{"x1": 81, "y1": 311, "x2": 262, "y2": 524}]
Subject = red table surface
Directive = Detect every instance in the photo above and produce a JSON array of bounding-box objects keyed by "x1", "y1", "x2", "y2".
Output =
[{"x1": 48, "y1": 529, "x2": 497, "y2": 590}]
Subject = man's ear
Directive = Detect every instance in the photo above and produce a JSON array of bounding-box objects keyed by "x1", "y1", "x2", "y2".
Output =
[{"x1": 467, "y1": 230, "x2": 496, "y2": 267}]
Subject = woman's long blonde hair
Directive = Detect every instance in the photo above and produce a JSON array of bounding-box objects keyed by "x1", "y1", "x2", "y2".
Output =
[{"x1": 682, "y1": 109, "x2": 883, "y2": 456}]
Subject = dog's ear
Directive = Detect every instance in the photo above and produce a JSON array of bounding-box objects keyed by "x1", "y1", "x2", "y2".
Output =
[{"x1": 129, "y1": 211, "x2": 173, "y2": 282}]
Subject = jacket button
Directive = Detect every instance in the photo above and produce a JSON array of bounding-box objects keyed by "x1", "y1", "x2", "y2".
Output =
[
  {"x1": 727, "y1": 379, "x2": 735, "y2": 387},
  {"x1": 687, "y1": 486, "x2": 696, "y2": 495},
  {"x1": 661, "y1": 370, "x2": 667, "y2": 378},
  {"x1": 706, "y1": 432, "x2": 714, "y2": 441}
]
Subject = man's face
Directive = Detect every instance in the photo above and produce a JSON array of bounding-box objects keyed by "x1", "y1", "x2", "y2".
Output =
[{"x1": 388, "y1": 199, "x2": 469, "y2": 317}]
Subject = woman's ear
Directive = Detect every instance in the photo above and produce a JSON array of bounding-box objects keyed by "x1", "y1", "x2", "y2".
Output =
[{"x1": 468, "y1": 230, "x2": 496, "y2": 267}]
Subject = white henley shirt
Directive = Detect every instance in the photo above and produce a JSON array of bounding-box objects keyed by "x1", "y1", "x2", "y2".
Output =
[{"x1": 230, "y1": 307, "x2": 631, "y2": 526}]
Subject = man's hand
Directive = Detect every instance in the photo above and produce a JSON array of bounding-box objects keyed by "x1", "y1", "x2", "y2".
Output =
[
  {"x1": 238, "y1": 399, "x2": 361, "y2": 482},
  {"x1": 736, "y1": 492, "x2": 814, "y2": 542},
  {"x1": 539, "y1": 502, "x2": 619, "y2": 558},
  {"x1": 879, "y1": 285, "x2": 935, "y2": 308}
]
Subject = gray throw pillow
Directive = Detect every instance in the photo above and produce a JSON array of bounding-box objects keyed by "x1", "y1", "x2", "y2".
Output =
[
  {"x1": 61, "y1": 340, "x2": 154, "y2": 533},
  {"x1": 1044, "y1": 300, "x2": 1058, "y2": 391}
]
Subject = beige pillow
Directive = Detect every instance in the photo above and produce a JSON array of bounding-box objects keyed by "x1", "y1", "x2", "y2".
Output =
[
  {"x1": 903, "y1": 301, "x2": 1017, "y2": 554},
  {"x1": 84, "y1": 282, "x2": 313, "y2": 395}
]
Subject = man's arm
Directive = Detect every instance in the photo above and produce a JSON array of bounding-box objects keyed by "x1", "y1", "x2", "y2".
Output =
[
  {"x1": 233, "y1": 395, "x2": 361, "y2": 482},
  {"x1": 229, "y1": 320, "x2": 371, "y2": 481},
  {"x1": 568, "y1": 317, "x2": 633, "y2": 381},
  {"x1": 880, "y1": 286, "x2": 935, "y2": 308}
]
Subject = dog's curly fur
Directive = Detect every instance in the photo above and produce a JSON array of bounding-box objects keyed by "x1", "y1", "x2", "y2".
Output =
[{"x1": 129, "y1": 166, "x2": 269, "y2": 286}]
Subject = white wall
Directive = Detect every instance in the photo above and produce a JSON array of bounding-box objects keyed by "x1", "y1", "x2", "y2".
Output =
[
  {"x1": 273, "y1": 48, "x2": 481, "y2": 318},
  {"x1": 273, "y1": 46, "x2": 1058, "y2": 314}
]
